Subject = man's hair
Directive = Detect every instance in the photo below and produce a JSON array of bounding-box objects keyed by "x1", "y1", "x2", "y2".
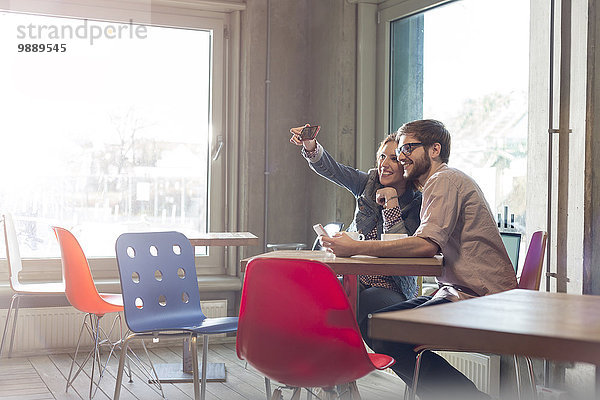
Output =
[{"x1": 395, "y1": 119, "x2": 451, "y2": 164}]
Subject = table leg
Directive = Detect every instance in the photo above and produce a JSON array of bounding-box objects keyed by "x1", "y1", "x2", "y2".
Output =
[
  {"x1": 594, "y1": 364, "x2": 600, "y2": 400},
  {"x1": 343, "y1": 275, "x2": 359, "y2": 314},
  {"x1": 150, "y1": 338, "x2": 226, "y2": 383}
]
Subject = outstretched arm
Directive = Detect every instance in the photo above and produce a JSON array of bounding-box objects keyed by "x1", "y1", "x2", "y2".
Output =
[{"x1": 289, "y1": 124, "x2": 369, "y2": 197}]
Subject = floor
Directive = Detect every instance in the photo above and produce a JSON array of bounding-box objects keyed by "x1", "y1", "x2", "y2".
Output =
[{"x1": 0, "y1": 342, "x2": 404, "y2": 400}]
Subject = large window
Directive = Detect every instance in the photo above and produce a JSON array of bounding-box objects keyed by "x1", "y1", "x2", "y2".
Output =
[
  {"x1": 387, "y1": 0, "x2": 529, "y2": 238},
  {"x1": 0, "y1": 5, "x2": 229, "y2": 273}
]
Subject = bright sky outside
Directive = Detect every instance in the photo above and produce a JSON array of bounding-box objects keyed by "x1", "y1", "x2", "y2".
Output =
[
  {"x1": 0, "y1": 12, "x2": 213, "y2": 256},
  {"x1": 423, "y1": 0, "x2": 530, "y2": 122},
  {"x1": 0, "y1": 12, "x2": 211, "y2": 183}
]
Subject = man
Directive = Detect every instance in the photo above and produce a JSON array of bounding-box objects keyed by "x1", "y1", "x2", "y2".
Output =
[{"x1": 321, "y1": 119, "x2": 516, "y2": 399}]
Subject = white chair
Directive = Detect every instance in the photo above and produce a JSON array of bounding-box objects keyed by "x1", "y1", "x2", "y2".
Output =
[{"x1": 0, "y1": 214, "x2": 65, "y2": 357}]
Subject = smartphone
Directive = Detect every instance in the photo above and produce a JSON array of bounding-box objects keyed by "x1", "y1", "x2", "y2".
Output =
[
  {"x1": 299, "y1": 125, "x2": 320, "y2": 141},
  {"x1": 313, "y1": 223, "x2": 330, "y2": 237}
]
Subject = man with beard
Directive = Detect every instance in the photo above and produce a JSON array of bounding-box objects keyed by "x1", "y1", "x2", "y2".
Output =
[{"x1": 320, "y1": 119, "x2": 516, "y2": 400}]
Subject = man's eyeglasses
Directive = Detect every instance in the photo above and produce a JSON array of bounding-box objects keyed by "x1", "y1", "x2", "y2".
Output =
[{"x1": 395, "y1": 142, "x2": 424, "y2": 157}]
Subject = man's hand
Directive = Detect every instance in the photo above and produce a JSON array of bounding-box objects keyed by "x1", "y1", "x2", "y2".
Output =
[
  {"x1": 320, "y1": 232, "x2": 364, "y2": 257},
  {"x1": 289, "y1": 124, "x2": 317, "y2": 151},
  {"x1": 376, "y1": 187, "x2": 399, "y2": 209}
]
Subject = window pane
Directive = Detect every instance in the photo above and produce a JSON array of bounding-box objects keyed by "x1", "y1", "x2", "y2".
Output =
[
  {"x1": 390, "y1": 0, "x2": 530, "y2": 236},
  {"x1": 0, "y1": 12, "x2": 212, "y2": 258}
]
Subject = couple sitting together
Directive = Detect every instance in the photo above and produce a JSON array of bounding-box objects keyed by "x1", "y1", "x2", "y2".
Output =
[{"x1": 289, "y1": 119, "x2": 516, "y2": 400}]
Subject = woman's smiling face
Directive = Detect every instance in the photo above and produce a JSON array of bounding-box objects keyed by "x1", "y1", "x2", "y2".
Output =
[{"x1": 377, "y1": 141, "x2": 406, "y2": 189}]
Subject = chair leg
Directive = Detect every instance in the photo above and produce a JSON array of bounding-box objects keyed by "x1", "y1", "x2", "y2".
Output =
[
  {"x1": 290, "y1": 387, "x2": 301, "y2": 400},
  {"x1": 8, "y1": 295, "x2": 20, "y2": 358},
  {"x1": 403, "y1": 384, "x2": 410, "y2": 400},
  {"x1": 525, "y1": 356, "x2": 538, "y2": 400},
  {"x1": 139, "y1": 339, "x2": 164, "y2": 397},
  {"x1": 113, "y1": 334, "x2": 131, "y2": 400},
  {"x1": 67, "y1": 313, "x2": 112, "y2": 399},
  {"x1": 322, "y1": 388, "x2": 337, "y2": 400},
  {"x1": 67, "y1": 313, "x2": 92, "y2": 392},
  {"x1": 265, "y1": 377, "x2": 272, "y2": 400},
  {"x1": 348, "y1": 381, "x2": 361, "y2": 400},
  {"x1": 201, "y1": 335, "x2": 209, "y2": 400},
  {"x1": 114, "y1": 335, "x2": 164, "y2": 399},
  {"x1": 411, "y1": 350, "x2": 425, "y2": 400},
  {"x1": 190, "y1": 334, "x2": 201, "y2": 400},
  {"x1": 89, "y1": 314, "x2": 103, "y2": 399},
  {"x1": 270, "y1": 388, "x2": 283, "y2": 400},
  {"x1": 110, "y1": 312, "x2": 134, "y2": 383},
  {"x1": 514, "y1": 354, "x2": 522, "y2": 400},
  {"x1": 0, "y1": 294, "x2": 18, "y2": 358}
]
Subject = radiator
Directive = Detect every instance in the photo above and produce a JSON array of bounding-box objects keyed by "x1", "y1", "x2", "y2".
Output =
[
  {"x1": 435, "y1": 351, "x2": 500, "y2": 398},
  {"x1": 0, "y1": 300, "x2": 228, "y2": 356}
]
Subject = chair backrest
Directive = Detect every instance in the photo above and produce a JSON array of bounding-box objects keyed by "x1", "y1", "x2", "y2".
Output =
[
  {"x1": 53, "y1": 226, "x2": 107, "y2": 313},
  {"x1": 3, "y1": 214, "x2": 23, "y2": 290},
  {"x1": 517, "y1": 231, "x2": 547, "y2": 290},
  {"x1": 115, "y1": 231, "x2": 206, "y2": 333},
  {"x1": 500, "y1": 231, "x2": 521, "y2": 273},
  {"x1": 312, "y1": 222, "x2": 344, "y2": 250},
  {"x1": 236, "y1": 257, "x2": 375, "y2": 388}
]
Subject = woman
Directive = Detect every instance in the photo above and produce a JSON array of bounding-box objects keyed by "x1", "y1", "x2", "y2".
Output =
[{"x1": 289, "y1": 124, "x2": 422, "y2": 329}]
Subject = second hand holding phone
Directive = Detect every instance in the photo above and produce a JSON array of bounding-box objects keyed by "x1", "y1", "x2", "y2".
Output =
[{"x1": 313, "y1": 223, "x2": 330, "y2": 237}]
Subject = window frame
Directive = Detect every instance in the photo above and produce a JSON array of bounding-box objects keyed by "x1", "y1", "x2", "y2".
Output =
[
  {"x1": 374, "y1": 0, "x2": 541, "y2": 280},
  {"x1": 0, "y1": 0, "x2": 243, "y2": 279},
  {"x1": 374, "y1": 0, "x2": 454, "y2": 138}
]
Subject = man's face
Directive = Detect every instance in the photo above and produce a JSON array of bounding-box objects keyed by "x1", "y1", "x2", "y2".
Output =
[{"x1": 397, "y1": 134, "x2": 431, "y2": 182}]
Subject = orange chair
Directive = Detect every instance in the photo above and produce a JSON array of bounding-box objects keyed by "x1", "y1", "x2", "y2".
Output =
[
  {"x1": 409, "y1": 231, "x2": 548, "y2": 400},
  {"x1": 53, "y1": 226, "x2": 132, "y2": 399},
  {"x1": 237, "y1": 257, "x2": 395, "y2": 399}
]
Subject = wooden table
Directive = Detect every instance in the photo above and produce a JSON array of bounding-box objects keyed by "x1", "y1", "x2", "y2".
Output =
[
  {"x1": 154, "y1": 232, "x2": 259, "y2": 384},
  {"x1": 189, "y1": 232, "x2": 259, "y2": 247},
  {"x1": 241, "y1": 250, "x2": 443, "y2": 313},
  {"x1": 369, "y1": 289, "x2": 600, "y2": 395},
  {"x1": 240, "y1": 250, "x2": 443, "y2": 276}
]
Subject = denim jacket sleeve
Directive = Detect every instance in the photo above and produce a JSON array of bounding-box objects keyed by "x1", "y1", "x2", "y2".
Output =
[{"x1": 304, "y1": 145, "x2": 369, "y2": 198}]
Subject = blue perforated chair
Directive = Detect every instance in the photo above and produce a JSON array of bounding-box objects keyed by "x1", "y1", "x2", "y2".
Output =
[{"x1": 113, "y1": 231, "x2": 238, "y2": 400}]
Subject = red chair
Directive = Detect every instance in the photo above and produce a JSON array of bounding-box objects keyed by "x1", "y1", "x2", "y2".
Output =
[
  {"x1": 53, "y1": 227, "x2": 132, "y2": 399},
  {"x1": 410, "y1": 231, "x2": 548, "y2": 400},
  {"x1": 517, "y1": 231, "x2": 547, "y2": 291},
  {"x1": 237, "y1": 257, "x2": 394, "y2": 399}
]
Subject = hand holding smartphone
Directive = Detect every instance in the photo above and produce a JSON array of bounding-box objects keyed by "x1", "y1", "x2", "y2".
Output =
[
  {"x1": 299, "y1": 125, "x2": 320, "y2": 140},
  {"x1": 313, "y1": 223, "x2": 330, "y2": 237}
]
